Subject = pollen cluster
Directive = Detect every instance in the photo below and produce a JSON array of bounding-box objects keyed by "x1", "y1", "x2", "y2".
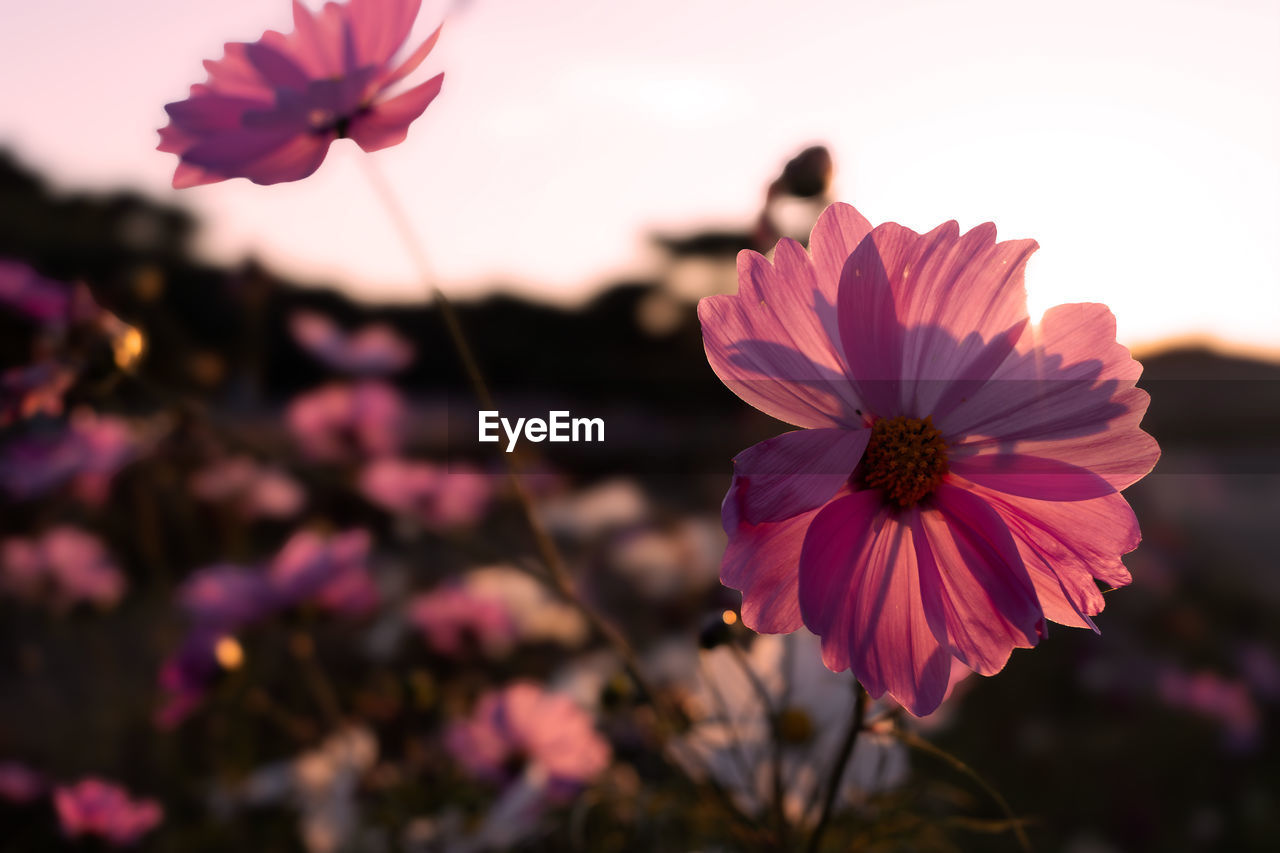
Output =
[{"x1": 860, "y1": 415, "x2": 949, "y2": 507}]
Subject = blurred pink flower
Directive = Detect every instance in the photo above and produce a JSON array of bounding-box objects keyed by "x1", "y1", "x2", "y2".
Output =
[
  {"x1": 190, "y1": 456, "x2": 305, "y2": 520},
  {"x1": 0, "y1": 259, "x2": 70, "y2": 323},
  {"x1": 1, "y1": 526, "x2": 125, "y2": 609},
  {"x1": 310, "y1": 558, "x2": 381, "y2": 618},
  {"x1": 0, "y1": 410, "x2": 149, "y2": 502},
  {"x1": 0, "y1": 761, "x2": 45, "y2": 805},
  {"x1": 1235, "y1": 642, "x2": 1280, "y2": 702},
  {"x1": 288, "y1": 381, "x2": 404, "y2": 462},
  {"x1": 359, "y1": 457, "x2": 494, "y2": 528},
  {"x1": 290, "y1": 310, "x2": 414, "y2": 375},
  {"x1": 1158, "y1": 667, "x2": 1261, "y2": 752},
  {"x1": 407, "y1": 583, "x2": 518, "y2": 657},
  {"x1": 155, "y1": 632, "x2": 222, "y2": 730},
  {"x1": 700, "y1": 202, "x2": 1159, "y2": 715},
  {"x1": 268, "y1": 528, "x2": 378, "y2": 616},
  {"x1": 178, "y1": 564, "x2": 278, "y2": 629},
  {"x1": 445, "y1": 682, "x2": 610, "y2": 801},
  {"x1": 53, "y1": 778, "x2": 163, "y2": 846},
  {"x1": 158, "y1": 0, "x2": 444, "y2": 187},
  {"x1": 1, "y1": 362, "x2": 75, "y2": 426}
]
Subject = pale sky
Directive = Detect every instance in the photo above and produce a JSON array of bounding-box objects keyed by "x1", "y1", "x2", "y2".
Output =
[{"x1": 1, "y1": 0, "x2": 1277, "y2": 354}]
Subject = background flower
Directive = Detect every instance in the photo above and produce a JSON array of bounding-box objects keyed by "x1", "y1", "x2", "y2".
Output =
[
  {"x1": 158, "y1": 0, "x2": 445, "y2": 186},
  {"x1": 53, "y1": 779, "x2": 163, "y2": 846}
]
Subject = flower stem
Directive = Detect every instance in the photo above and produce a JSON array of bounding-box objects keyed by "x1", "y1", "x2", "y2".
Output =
[
  {"x1": 358, "y1": 156, "x2": 681, "y2": 736},
  {"x1": 893, "y1": 729, "x2": 1033, "y2": 852},
  {"x1": 289, "y1": 630, "x2": 344, "y2": 730},
  {"x1": 806, "y1": 679, "x2": 867, "y2": 853},
  {"x1": 727, "y1": 643, "x2": 789, "y2": 847}
]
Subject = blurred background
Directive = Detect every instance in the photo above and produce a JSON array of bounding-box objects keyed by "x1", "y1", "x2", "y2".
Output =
[{"x1": 1, "y1": 1, "x2": 1279, "y2": 851}]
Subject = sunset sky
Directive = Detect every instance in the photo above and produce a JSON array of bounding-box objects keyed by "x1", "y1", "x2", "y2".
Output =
[{"x1": 2, "y1": 0, "x2": 1277, "y2": 354}]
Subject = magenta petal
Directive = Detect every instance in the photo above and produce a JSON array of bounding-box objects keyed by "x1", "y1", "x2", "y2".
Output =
[
  {"x1": 348, "y1": 73, "x2": 444, "y2": 152},
  {"x1": 290, "y1": 0, "x2": 343, "y2": 77},
  {"x1": 240, "y1": 133, "x2": 334, "y2": 185},
  {"x1": 349, "y1": 0, "x2": 424, "y2": 69},
  {"x1": 698, "y1": 205, "x2": 874, "y2": 429},
  {"x1": 244, "y1": 42, "x2": 311, "y2": 92},
  {"x1": 163, "y1": 94, "x2": 267, "y2": 132},
  {"x1": 897, "y1": 223, "x2": 1034, "y2": 341},
  {"x1": 169, "y1": 162, "x2": 223, "y2": 189},
  {"x1": 915, "y1": 484, "x2": 1044, "y2": 675},
  {"x1": 945, "y1": 304, "x2": 1159, "y2": 491},
  {"x1": 721, "y1": 478, "x2": 829, "y2": 634},
  {"x1": 897, "y1": 224, "x2": 1036, "y2": 412},
  {"x1": 968, "y1": 481, "x2": 1139, "y2": 628},
  {"x1": 181, "y1": 126, "x2": 305, "y2": 168},
  {"x1": 949, "y1": 453, "x2": 1115, "y2": 501},
  {"x1": 798, "y1": 491, "x2": 951, "y2": 715},
  {"x1": 731, "y1": 427, "x2": 869, "y2": 524},
  {"x1": 807, "y1": 202, "x2": 874, "y2": 302},
  {"x1": 836, "y1": 228, "x2": 905, "y2": 418},
  {"x1": 381, "y1": 23, "x2": 442, "y2": 90}
]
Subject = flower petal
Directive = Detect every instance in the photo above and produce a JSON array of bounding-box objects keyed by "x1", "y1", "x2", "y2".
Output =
[
  {"x1": 962, "y1": 480, "x2": 1139, "y2": 629},
  {"x1": 381, "y1": 23, "x2": 442, "y2": 90},
  {"x1": 162, "y1": 94, "x2": 267, "y2": 133},
  {"x1": 836, "y1": 227, "x2": 906, "y2": 418},
  {"x1": 348, "y1": 73, "x2": 444, "y2": 152},
  {"x1": 289, "y1": 0, "x2": 346, "y2": 77},
  {"x1": 915, "y1": 483, "x2": 1045, "y2": 675},
  {"x1": 244, "y1": 42, "x2": 311, "y2": 92},
  {"x1": 948, "y1": 453, "x2": 1116, "y2": 501},
  {"x1": 838, "y1": 221, "x2": 1034, "y2": 420},
  {"x1": 898, "y1": 223, "x2": 1036, "y2": 417},
  {"x1": 946, "y1": 303, "x2": 1160, "y2": 491},
  {"x1": 798, "y1": 491, "x2": 952, "y2": 715},
  {"x1": 731, "y1": 427, "x2": 869, "y2": 524},
  {"x1": 721, "y1": 478, "x2": 829, "y2": 635},
  {"x1": 349, "y1": 0, "x2": 424, "y2": 70},
  {"x1": 698, "y1": 204, "x2": 872, "y2": 429},
  {"x1": 185, "y1": 129, "x2": 332, "y2": 185}
]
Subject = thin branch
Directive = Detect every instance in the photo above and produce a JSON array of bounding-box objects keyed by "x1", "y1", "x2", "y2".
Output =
[
  {"x1": 806, "y1": 679, "x2": 867, "y2": 853},
  {"x1": 727, "y1": 643, "x2": 789, "y2": 847},
  {"x1": 892, "y1": 729, "x2": 1034, "y2": 853}
]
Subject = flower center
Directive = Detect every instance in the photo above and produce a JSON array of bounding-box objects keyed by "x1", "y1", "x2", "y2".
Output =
[
  {"x1": 776, "y1": 707, "x2": 815, "y2": 745},
  {"x1": 860, "y1": 415, "x2": 949, "y2": 508}
]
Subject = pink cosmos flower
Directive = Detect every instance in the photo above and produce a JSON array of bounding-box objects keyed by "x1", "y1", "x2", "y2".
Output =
[
  {"x1": 0, "y1": 259, "x2": 71, "y2": 323},
  {"x1": 158, "y1": 0, "x2": 444, "y2": 187},
  {"x1": 287, "y1": 381, "x2": 404, "y2": 462},
  {"x1": 155, "y1": 632, "x2": 223, "y2": 730},
  {"x1": 1157, "y1": 667, "x2": 1261, "y2": 752},
  {"x1": 1, "y1": 362, "x2": 76, "y2": 426},
  {"x1": 0, "y1": 410, "x2": 148, "y2": 502},
  {"x1": 699, "y1": 202, "x2": 1159, "y2": 715},
  {"x1": 407, "y1": 583, "x2": 518, "y2": 657},
  {"x1": 290, "y1": 310, "x2": 414, "y2": 375},
  {"x1": 445, "y1": 682, "x2": 611, "y2": 802},
  {"x1": 189, "y1": 455, "x2": 305, "y2": 520},
  {"x1": 1, "y1": 527, "x2": 125, "y2": 609},
  {"x1": 268, "y1": 528, "x2": 378, "y2": 615},
  {"x1": 178, "y1": 564, "x2": 279, "y2": 629},
  {"x1": 53, "y1": 778, "x2": 163, "y2": 846},
  {"x1": 359, "y1": 457, "x2": 494, "y2": 528},
  {"x1": 0, "y1": 761, "x2": 45, "y2": 805}
]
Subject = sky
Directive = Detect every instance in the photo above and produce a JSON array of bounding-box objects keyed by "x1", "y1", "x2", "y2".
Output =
[{"x1": 1, "y1": 0, "x2": 1278, "y2": 355}]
